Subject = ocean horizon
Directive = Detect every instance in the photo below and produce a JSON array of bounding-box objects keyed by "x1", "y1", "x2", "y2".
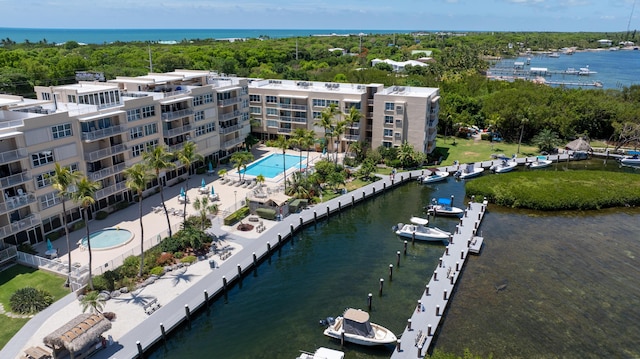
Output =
[{"x1": 0, "y1": 27, "x2": 421, "y2": 44}]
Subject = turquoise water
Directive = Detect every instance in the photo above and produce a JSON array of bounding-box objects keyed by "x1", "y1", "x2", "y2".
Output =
[
  {"x1": 81, "y1": 228, "x2": 133, "y2": 249},
  {"x1": 490, "y1": 50, "x2": 640, "y2": 89},
  {"x1": 241, "y1": 153, "x2": 303, "y2": 178}
]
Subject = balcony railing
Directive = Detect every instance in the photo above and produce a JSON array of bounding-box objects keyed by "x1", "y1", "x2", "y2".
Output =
[
  {"x1": 219, "y1": 124, "x2": 240, "y2": 134},
  {"x1": 81, "y1": 125, "x2": 127, "y2": 142},
  {"x1": 279, "y1": 116, "x2": 307, "y2": 123},
  {"x1": 163, "y1": 124, "x2": 193, "y2": 137},
  {"x1": 88, "y1": 163, "x2": 127, "y2": 182},
  {"x1": 218, "y1": 97, "x2": 242, "y2": 107},
  {"x1": 0, "y1": 171, "x2": 31, "y2": 189},
  {"x1": 0, "y1": 213, "x2": 42, "y2": 238},
  {"x1": 0, "y1": 119, "x2": 24, "y2": 130},
  {"x1": 222, "y1": 137, "x2": 244, "y2": 148},
  {"x1": 168, "y1": 142, "x2": 186, "y2": 152},
  {"x1": 278, "y1": 103, "x2": 307, "y2": 111},
  {"x1": 0, "y1": 148, "x2": 28, "y2": 165},
  {"x1": 161, "y1": 109, "x2": 193, "y2": 121},
  {"x1": 343, "y1": 135, "x2": 360, "y2": 141},
  {"x1": 84, "y1": 144, "x2": 127, "y2": 162},
  {"x1": 0, "y1": 245, "x2": 17, "y2": 264},
  {"x1": 219, "y1": 110, "x2": 241, "y2": 121},
  {"x1": 277, "y1": 128, "x2": 292, "y2": 134},
  {"x1": 347, "y1": 122, "x2": 360, "y2": 129},
  {"x1": 94, "y1": 182, "x2": 127, "y2": 200},
  {"x1": 0, "y1": 193, "x2": 36, "y2": 214}
]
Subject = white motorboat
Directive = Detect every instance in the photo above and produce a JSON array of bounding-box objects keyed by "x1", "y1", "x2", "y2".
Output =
[
  {"x1": 393, "y1": 217, "x2": 451, "y2": 242},
  {"x1": 527, "y1": 156, "x2": 553, "y2": 169},
  {"x1": 417, "y1": 170, "x2": 449, "y2": 184},
  {"x1": 454, "y1": 163, "x2": 485, "y2": 179},
  {"x1": 296, "y1": 347, "x2": 344, "y2": 359},
  {"x1": 323, "y1": 308, "x2": 397, "y2": 346},
  {"x1": 490, "y1": 159, "x2": 517, "y2": 173},
  {"x1": 578, "y1": 66, "x2": 597, "y2": 76},
  {"x1": 620, "y1": 151, "x2": 640, "y2": 166},
  {"x1": 425, "y1": 197, "x2": 464, "y2": 217}
]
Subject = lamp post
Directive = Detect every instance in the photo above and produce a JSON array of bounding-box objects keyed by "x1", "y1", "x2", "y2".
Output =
[{"x1": 234, "y1": 190, "x2": 237, "y2": 212}]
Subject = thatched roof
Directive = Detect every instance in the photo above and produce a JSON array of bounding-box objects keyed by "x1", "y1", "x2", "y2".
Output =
[
  {"x1": 43, "y1": 313, "x2": 111, "y2": 352},
  {"x1": 565, "y1": 137, "x2": 592, "y2": 152}
]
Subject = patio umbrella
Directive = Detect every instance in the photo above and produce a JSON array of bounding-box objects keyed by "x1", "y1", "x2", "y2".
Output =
[
  {"x1": 208, "y1": 161, "x2": 213, "y2": 172},
  {"x1": 46, "y1": 238, "x2": 53, "y2": 251},
  {"x1": 201, "y1": 178, "x2": 206, "y2": 188},
  {"x1": 180, "y1": 187, "x2": 185, "y2": 197},
  {"x1": 211, "y1": 186, "x2": 215, "y2": 195}
]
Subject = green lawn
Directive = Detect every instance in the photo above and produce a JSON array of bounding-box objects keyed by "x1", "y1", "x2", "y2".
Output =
[
  {"x1": 0, "y1": 265, "x2": 69, "y2": 350},
  {"x1": 433, "y1": 135, "x2": 540, "y2": 166}
]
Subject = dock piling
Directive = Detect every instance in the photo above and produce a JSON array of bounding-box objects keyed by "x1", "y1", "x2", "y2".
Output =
[
  {"x1": 136, "y1": 340, "x2": 144, "y2": 358},
  {"x1": 389, "y1": 264, "x2": 394, "y2": 280},
  {"x1": 379, "y1": 278, "x2": 384, "y2": 296},
  {"x1": 185, "y1": 305, "x2": 191, "y2": 328},
  {"x1": 425, "y1": 285, "x2": 430, "y2": 296},
  {"x1": 160, "y1": 323, "x2": 166, "y2": 342},
  {"x1": 397, "y1": 251, "x2": 401, "y2": 266},
  {"x1": 404, "y1": 240, "x2": 408, "y2": 255},
  {"x1": 204, "y1": 290, "x2": 209, "y2": 308},
  {"x1": 368, "y1": 293, "x2": 373, "y2": 311},
  {"x1": 407, "y1": 319, "x2": 412, "y2": 331}
]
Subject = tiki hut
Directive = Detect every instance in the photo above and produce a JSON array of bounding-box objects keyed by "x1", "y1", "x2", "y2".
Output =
[
  {"x1": 43, "y1": 313, "x2": 111, "y2": 359},
  {"x1": 565, "y1": 137, "x2": 592, "y2": 152}
]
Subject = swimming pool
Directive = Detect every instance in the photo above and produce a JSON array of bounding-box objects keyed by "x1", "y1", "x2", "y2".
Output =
[
  {"x1": 241, "y1": 153, "x2": 304, "y2": 178},
  {"x1": 80, "y1": 228, "x2": 134, "y2": 251}
]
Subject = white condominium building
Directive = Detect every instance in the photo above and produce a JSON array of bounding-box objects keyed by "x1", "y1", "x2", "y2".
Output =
[{"x1": 0, "y1": 70, "x2": 438, "y2": 250}]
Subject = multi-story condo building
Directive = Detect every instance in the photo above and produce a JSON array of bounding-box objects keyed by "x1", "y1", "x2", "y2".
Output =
[
  {"x1": 248, "y1": 80, "x2": 439, "y2": 154},
  {"x1": 0, "y1": 70, "x2": 438, "y2": 250}
]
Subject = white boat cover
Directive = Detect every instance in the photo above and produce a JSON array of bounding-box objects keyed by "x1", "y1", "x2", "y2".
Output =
[
  {"x1": 409, "y1": 217, "x2": 429, "y2": 225},
  {"x1": 343, "y1": 309, "x2": 374, "y2": 338}
]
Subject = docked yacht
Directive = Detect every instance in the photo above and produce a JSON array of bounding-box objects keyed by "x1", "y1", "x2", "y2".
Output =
[
  {"x1": 527, "y1": 156, "x2": 553, "y2": 169},
  {"x1": 417, "y1": 169, "x2": 449, "y2": 184},
  {"x1": 393, "y1": 217, "x2": 451, "y2": 242},
  {"x1": 490, "y1": 159, "x2": 518, "y2": 173},
  {"x1": 620, "y1": 151, "x2": 640, "y2": 166},
  {"x1": 323, "y1": 308, "x2": 397, "y2": 346},
  {"x1": 425, "y1": 197, "x2": 464, "y2": 217},
  {"x1": 453, "y1": 163, "x2": 484, "y2": 179}
]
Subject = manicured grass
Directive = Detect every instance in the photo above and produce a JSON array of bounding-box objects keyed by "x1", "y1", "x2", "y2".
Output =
[
  {"x1": 465, "y1": 170, "x2": 640, "y2": 210},
  {"x1": 433, "y1": 136, "x2": 540, "y2": 166},
  {"x1": 0, "y1": 265, "x2": 69, "y2": 349}
]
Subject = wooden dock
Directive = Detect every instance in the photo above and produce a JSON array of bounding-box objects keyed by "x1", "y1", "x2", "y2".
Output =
[{"x1": 390, "y1": 199, "x2": 488, "y2": 359}]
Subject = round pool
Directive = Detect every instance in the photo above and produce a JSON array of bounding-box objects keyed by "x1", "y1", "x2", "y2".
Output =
[{"x1": 80, "y1": 228, "x2": 134, "y2": 251}]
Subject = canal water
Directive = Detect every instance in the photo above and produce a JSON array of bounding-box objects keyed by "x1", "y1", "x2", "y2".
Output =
[{"x1": 149, "y1": 161, "x2": 640, "y2": 359}]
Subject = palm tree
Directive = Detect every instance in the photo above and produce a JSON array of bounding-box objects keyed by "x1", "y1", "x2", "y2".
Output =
[
  {"x1": 192, "y1": 196, "x2": 218, "y2": 232},
  {"x1": 49, "y1": 163, "x2": 81, "y2": 289},
  {"x1": 331, "y1": 120, "x2": 347, "y2": 165},
  {"x1": 343, "y1": 106, "x2": 362, "y2": 157},
  {"x1": 80, "y1": 290, "x2": 105, "y2": 314},
  {"x1": 532, "y1": 128, "x2": 561, "y2": 153},
  {"x1": 302, "y1": 129, "x2": 316, "y2": 171},
  {"x1": 274, "y1": 135, "x2": 290, "y2": 191},
  {"x1": 124, "y1": 163, "x2": 154, "y2": 277},
  {"x1": 176, "y1": 142, "x2": 203, "y2": 223},
  {"x1": 230, "y1": 151, "x2": 255, "y2": 182},
  {"x1": 255, "y1": 174, "x2": 266, "y2": 189},
  {"x1": 291, "y1": 128, "x2": 307, "y2": 173},
  {"x1": 315, "y1": 103, "x2": 339, "y2": 159},
  {"x1": 143, "y1": 145, "x2": 175, "y2": 239},
  {"x1": 71, "y1": 176, "x2": 100, "y2": 290}
]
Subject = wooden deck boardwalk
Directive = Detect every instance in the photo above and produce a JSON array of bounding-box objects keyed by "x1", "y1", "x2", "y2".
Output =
[{"x1": 390, "y1": 199, "x2": 488, "y2": 359}]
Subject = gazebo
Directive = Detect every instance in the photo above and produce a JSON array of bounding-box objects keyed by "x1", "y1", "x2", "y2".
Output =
[
  {"x1": 247, "y1": 192, "x2": 291, "y2": 219},
  {"x1": 565, "y1": 137, "x2": 592, "y2": 152},
  {"x1": 43, "y1": 313, "x2": 111, "y2": 359}
]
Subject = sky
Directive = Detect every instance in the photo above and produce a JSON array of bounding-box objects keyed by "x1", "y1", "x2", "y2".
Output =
[{"x1": 1, "y1": 0, "x2": 638, "y2": 32}]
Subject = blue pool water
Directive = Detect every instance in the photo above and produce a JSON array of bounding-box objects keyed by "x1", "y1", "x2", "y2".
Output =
[
  {"x1": 241, "y1": 153, "x2": 304, "y2": 178},
  {"x1": 81, "y1": 228, "x2": 134, "y2": 250}
]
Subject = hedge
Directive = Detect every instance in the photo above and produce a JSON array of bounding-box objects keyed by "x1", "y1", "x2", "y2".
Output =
[
  {"x1": 256, "y1": 207, "x2": 276, "y2": 220},
  {"x1": 224, "y1": 206, "x2": 250, "y2": 225}
]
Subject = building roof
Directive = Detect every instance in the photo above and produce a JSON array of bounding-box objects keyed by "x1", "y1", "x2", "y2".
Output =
[{"x1": 43, "y1": 313, "x2": 111, "y2": 353}]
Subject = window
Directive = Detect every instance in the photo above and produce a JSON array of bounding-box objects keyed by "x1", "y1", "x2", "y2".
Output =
[
  {"x1": 146, "y1": 139, "x2": 158, "y2": 151},
  {"x1": 345, "y1": 102, "x2": 361, "y2": 110},
  {"x1": 384, "y1": 116, "x2": 393, "y2": 124},
  {"x1": 193, "y1": 95, "x2": 203, "y2": 106},
  {"x1": 36, "y1": 163, "x2": 78, "y2": 188},
  {"x1": 327, "y1": 100, "x2": 339, "y2": 106},
  {"x1": 250, "y1": 94, "x2": 261, "y2": 102},
  {"x1": 141, "y1": 105, "x2": 155, "y2": 118},
  {"x1": 40, "y1": 192, "x2": 59, "y2": 210},
  {"x1": 395, "y1": 120, "x2": 402, "y2": 128},
  {"x1": 266, "y1": 96, "x2": 277, "y2": 104},
  {"x1": 52, "y1": 123, "x2": 72, "y2": 139},
  {"x1": 383, "y1": 129, "x2": 393, "y2": 137},
  {"x1": 250, "y1": 107, "x2": 261, "y2": 114},
  {"x1": 266, "y1": 108, "x2": 278, "y2": 116},
  {"x1": 313, "y1": 111, "x2": 322, "y2": 119},
  {"x1": 131, "y1": 144, "x2": 144, "y2": 157},
  {"x1": 195, "y1": 123, "x2": 216, "y2": 137},
  {"x1": 242, "y1": 113, "x2": 250, "y2": 121},
  {"x1": 194, "y1": 110, "x2": 205, "y2": 122},
  {"x1": 41, "y1": 92, "x2": 51, "y2": 101},
  {"x1": 396, "y1": 105, "x2": 404, "y2": 115},
  {"x1": 395, "y1": 132, "x2": 402, "y2": 139},
  {"x1": 67, "y1": 95, "x2": 76, "y2": 103},
  {"x1": 382, "y1": 141, "x2": 392, "y2": 148},
  {"x1": 144, "y1": 123, "x2": 157, "y2": 136},
  {"x1": 130, "y1": 126, "x2": 144, "y2": 139},
  {"x1": 32, "y1": 151, "x2": 55, "y2": 167},
  {"x1": 385, "y1": 102, "x2": 395, "y2": 111},
  {"x1": 312, "y1": 98, "x2": 326, "y2": 107},
  {"x1": 203, "y1": 93, "x2": 213, "y2": 103},
  {"x1": 266, "y1": 120, "x2": 278, "y2": 128},
  {"x1": 127, "y1": 108, "x2": 141, "y2": 122}
]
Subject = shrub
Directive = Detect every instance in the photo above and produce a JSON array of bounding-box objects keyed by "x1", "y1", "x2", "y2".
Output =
[
  {"x1": 95, "y1": 211, "x2": 109, "y2": 220},
  {"x1": 17, "y1": 243, "x2": 37, "y2": 255},
  {"x1": 150, "y1": 266, "x2": 164, "y2": 276},
  {"x1": 73, "y1": 221, "x2": 86, "y2": 231},
  {"x1": 47, "y1": 231, "x2": 61, "y2": 241},
  {"x1": 156, "y1": 252, "x2": 174, "y2": 266},
  {"x1": 480, "y1": 133, "x2": 492, "y2": 141},
  {"x1": 115, "y1": 201, "x2": 130, "y2": 211},
  {"x1": 92, "y1": 275, "x2": 112, "y2": 292},
  {"x1": 223, "y1": 206, "x2": 250, "y2": 225},
  {"x1": 159, "y1": 236, "x2": 182, "y2": 253},
  {"x1": 116, "y1": 277, "x2": 136, "y2": 292},
  {"x1": 10, "y1": 287, "x2": 53, "y2": 314},
  {"x1": 174, "y1": 251, "x2": 184, "y2": 259},
  {"x1": 256, "y1": 207, "x2": 276, "y2": 220},
  {"x1": 118, "y1": 255, "x2": 140, "y2": 278},
  {"x1": 181, "y1": 255, "x2": 197, "y2": 264}
]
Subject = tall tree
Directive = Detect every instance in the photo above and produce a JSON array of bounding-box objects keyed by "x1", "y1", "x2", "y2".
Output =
[
  {"x1": 71, "y1": 176, "x2": 100, "y2": 290},
  {"x1": 230, "y1": 151, "x2": 255, "y2": 182},
  {"x1": 343, "y1": 106, "x2": 363, "y2": 158},
  {"x1": 291, "y1": 128, "x2": 307, "y2": 173},
  {"x1": 315, "y1": 103, "x2": 340, "y2": 159},
  {"x1": 192, "y1": 196, "x2": 219, "y2": 232},
  {"x1": 49, "y1": 163, "x2": 81, "y2": 290},
  {"x1": 331, "y1": 120, "x2": 347, "y2": 165},
  {"x1": 274, "y1": 135, "x2": 290, "y2": 191},
  {"x1": 124, "y1": 163, "x2": 154, "y2": 277},
  {"x1": 143, "y1": 145, "x2": 175, "y2": 239},
  {"x1": 176, "y1": 141, "x2": 203, "y2": 223}
]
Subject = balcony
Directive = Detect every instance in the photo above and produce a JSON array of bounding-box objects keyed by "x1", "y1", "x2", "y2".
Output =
[
  {"x1": 88, "y1": 163, "x2": 126, "y2": 182},
  {"x1": 219, "y1": 110, "x2": 241, "y2": 121},
  {"x1": 219, "y1": 124, "x2": 241, "y2": 134},
  {"x1": 343, "y1": 135, "x2": 360, "y2": 141},
  {"x1": 81, "y1": 125, "x2": 127, "y2": 142},
  {"x1": 161, "y1": 109, "x2": 194, "y2": 121},
  {"x1": 279, "y1": 116, "x2": 307, "y2": 124},
  {"x1": 222, "y1": 137, "x2": 244, "y2": 149},
  {"x1": 277, "y1": 128, "x2": 292, "y2": 134},
  {"x1": 84, "y1": 144, "x2": 127, "y2": 162},
  {"x1": 278, "y1": 103, "x2": 307, "y2": 111},
  {"x1": 347, "y1": 122, "x2": 360, "y2": 129},
  {"x1": 163, "y1": 124, "x2": 193, "y2": 137},
  {"x1": 168, "y1": 142, "x2": 185, "y2": 152},
  {"x1": 218, "y1": 97, "x2": 242, "y2": 107},
  {"x1": 94, "y1": 182, "x2": 127, "y2": 200},
  {"x1": 0, "y1": 213, "x2": 41, "y2": 238},
  {"x1": 0, "y1": 193, "x2": 36, "y2": 214},
  {"x1": 0, "y1": 171, "x2": 31, "y2": 189},
  {"x1": 0, "y1": 149, "x2": 28, "y2": 165}
]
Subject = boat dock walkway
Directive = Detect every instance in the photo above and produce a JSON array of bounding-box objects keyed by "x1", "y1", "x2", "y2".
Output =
[{"x1": 390, "y1": 199, "x2": 488, "y2": 359}]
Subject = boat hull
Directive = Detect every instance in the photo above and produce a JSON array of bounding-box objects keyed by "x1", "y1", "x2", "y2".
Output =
[
  {"x1": 454, "y1": 168, "x2": 484, "y2": 179},
  {"x1": 395, "y1": 225, "x2": 450, "y2": 241},
  {"x1": 418, "y1": 171, "x2": 449, "y2": 184},
  {"x1": 426, "y1": 205, "x2": 464, "y2": 217},
  {"x1": 620, "y1": 158, "x2": 640, "y2": 166},
  {"x1": 527, "y1": 160, "x2": 552, "y2": 169}
]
